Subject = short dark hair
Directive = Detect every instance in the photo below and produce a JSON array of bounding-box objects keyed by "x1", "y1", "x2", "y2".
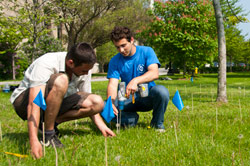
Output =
[
  {"x1": 66, "y1": 42, "x2": 96, "y2": 67},
  {"x1": 110, "y1": 26, "x2": 133, "y2": 42}
]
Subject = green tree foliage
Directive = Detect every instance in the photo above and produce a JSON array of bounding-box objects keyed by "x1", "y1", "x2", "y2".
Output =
[
  {"x1": 17, "y1": 34, "x2": 65, "y2": 78},
  {"x1": 0, "y1": 15, "x2": 23, "y2": 79},
  {"x1": 0, "y1": 0, "x2": 58, "y2": 62},
  {"x1": 241, "y1": 40, "x2": 250, "y2": 70},
  {"x1": 96, "y1": 42, "x2": 117, "y2": 72},
  {"x1": 78, "y1": 0, "x2": 151, "y2": 48},
  {"x1": 52, "y1": 0, "x2": 151, "y2": 49},
  {"x1": 236, "y1": 40, "x2": 250, "y2": 71},
  {"x1": 137, "y1": 0, "x2": 217, "y2": 75},
  {"x1": 220, "y1": 0, "x2": 249, "y2": 72},
  {"x1": 220, "y1": 0, "x2": 248, "y2": 25},
  {"x1": 225, "y1": 26, "x2": 244, "y2": 72}
]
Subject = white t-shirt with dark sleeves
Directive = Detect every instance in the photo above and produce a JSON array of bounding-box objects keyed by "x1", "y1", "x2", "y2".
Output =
[{"x1": 10, "y1": 52, "x2": 92, "y2": 104}]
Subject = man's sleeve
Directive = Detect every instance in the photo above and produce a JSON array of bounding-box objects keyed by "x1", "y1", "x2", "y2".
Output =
[
  {"x1": 146, "y1": 47, "x2": 161, "y2": 68},
  {"x1": 107, "y1": 57, "x2": 120, "y2": 79},
  {"x1": 27, "y1": 63, "x2": 55, "y2": 88}
]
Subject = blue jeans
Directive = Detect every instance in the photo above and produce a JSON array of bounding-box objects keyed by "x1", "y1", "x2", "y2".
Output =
[{"x1": 111, "y1": 85, "x2": 169, "y2": 129}]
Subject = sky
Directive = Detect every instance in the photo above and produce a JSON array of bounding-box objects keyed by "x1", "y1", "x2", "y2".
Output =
[{"x1": 236, "y1": 0, "x2": 250, "y2": 40}]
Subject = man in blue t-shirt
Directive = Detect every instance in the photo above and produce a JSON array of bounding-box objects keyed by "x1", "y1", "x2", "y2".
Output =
[{"x1": 106, "y1": 26, "x2": 169, "y2": 130}]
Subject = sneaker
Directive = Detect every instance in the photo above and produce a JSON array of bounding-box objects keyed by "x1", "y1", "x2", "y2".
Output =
[
  {"x1": 150, "y1": 123, "x2": 165, "y2": 130},
  {"x1": 155, "y1": 128, "x2": 166, "y2": 133},
  {"x1": 40, "y1": 133, "x2": 64, "y2": 148},
  {"x1": 39, "y1": 124, "x2": 60, "y2": 137}
]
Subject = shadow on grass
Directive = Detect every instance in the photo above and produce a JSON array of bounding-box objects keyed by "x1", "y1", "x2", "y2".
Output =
[
  {"x1": 95, "y1": 120, "x2": 152, "y2": 132},
  {"x1": 60, "y1": 120, "x2": 104, "y2": 137},
  {"x1": 4, "y1": 132, "x2": 29, "y2": 153},
  {"x1": 58, "y1": 128, "x2": 92, "y2": 137}
]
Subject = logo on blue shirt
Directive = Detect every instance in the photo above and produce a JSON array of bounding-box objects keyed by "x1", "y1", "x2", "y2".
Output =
[{"x1": 137, "y1": 64, "x2": 145, "y2": 73}]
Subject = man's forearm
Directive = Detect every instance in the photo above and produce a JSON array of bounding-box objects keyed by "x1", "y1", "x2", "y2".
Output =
[
  {"x1": 27, "y1": 104, "x2": 40, "y2": 144},
  {"x1": 134, "y1": 70, "x2": 159, "y2": 84},
  {"x1": 90, "y1": 113, "x2": 106, "y2": 130},
  {"x1": 107, "y1": 85, "x2": 118, "y2": 100}
]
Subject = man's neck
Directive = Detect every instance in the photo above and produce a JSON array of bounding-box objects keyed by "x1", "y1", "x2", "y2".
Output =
[
  {"x1": 130, "y1": 45, "x2": 136, "y2": 56},
  {"x1": 65, "y1": 66, "x2": 72, "y2": 81}
]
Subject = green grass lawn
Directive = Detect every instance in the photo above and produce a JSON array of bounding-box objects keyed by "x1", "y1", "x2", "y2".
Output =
[{"x1": 0, "y1": 72, "x2": 250, "y2": 165}]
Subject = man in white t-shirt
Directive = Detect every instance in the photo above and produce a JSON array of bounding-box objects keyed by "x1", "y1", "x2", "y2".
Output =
[{"x1": 11, "y1": 42, "x2": 115, "y2": 159}]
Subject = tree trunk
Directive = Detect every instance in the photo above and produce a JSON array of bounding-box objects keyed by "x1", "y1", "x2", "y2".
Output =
[
  {"x1": 99, "y1": 63, "x2": 104, "y2": 73},
  {"x1": 31, "y1": 0, "x2": 38, "y2": 62},
  {"x1": 67, "y1": 28, "x2": 75, "y2": 51},
  {"x1": 31, "y1": 39, "x2": 37, "y2": 62},
  {"x1": 213, "y1": 0, "x2": 227, "y2": 103}
]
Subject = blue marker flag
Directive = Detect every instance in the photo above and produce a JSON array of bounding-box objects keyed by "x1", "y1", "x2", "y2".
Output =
[
  {"x1": 101, "y1": 96, "x2": 115, "y2": 123},
  {"x1": 172, "y1": 90, "x2": 184, "y2": 111},
  {"x1": 33, "y1": 89, "x2": 47, "y2": 111},
  {"x1": 191, "y1": 77, "x2": 193, "y2": 83}
]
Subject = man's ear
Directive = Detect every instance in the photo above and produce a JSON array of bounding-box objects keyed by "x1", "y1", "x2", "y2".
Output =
[
  {"x1": 66, "y1": 59, "x2": 75, "y2": 68},
  {"x1": 131, "y1": 37, "x2": 134, "y2": 44}
]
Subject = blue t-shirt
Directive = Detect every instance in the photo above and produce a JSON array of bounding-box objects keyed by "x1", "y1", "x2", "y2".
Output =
[{"x1": 107, "y1": 45, "x2": 161, "y2": 89}]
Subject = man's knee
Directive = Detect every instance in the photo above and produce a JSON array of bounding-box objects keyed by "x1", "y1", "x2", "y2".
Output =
[
  {"x1": 84, "y1": 94, "x2": 104, "y2": 113},
  {"x1": 50, "y1": 74, "x2": 69, "y2": 93},
  {"x1": 91, "y1": 95, "x2": 104, "y2": 113},
  {"x1": 151, "y1": 85, "x2": 169, "y2": 101}
]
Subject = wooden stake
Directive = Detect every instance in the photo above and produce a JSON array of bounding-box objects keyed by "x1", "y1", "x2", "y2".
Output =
[
  {"x1": 116, "y1": 114, "x2": 119, "y2": 133},
  {"x1": 43, "y1": 122, "x2": 45, "y2": 156},
  {"x1": 200, "y1": 84, "x2": 201, "y2": 102},
  {"x1": 0, "y1": 122, "x2": 2, "y2": 141},
  {"x1": 200, "y1": 84, "x2": 201, "y2": 93},
  {"x1": 185, "y1": 85, "x2": 187, "y2": 95},
  {"x1": 174, "y1": 121, "x2": 178, "y2": 146},
  {"x1": 51, "y1": 140, "x2": 58, "y2": 166},
  {"x1": 216, "y1": 108, "x2": 218, "y2": 132},
  {"x1": 75, "y1": 120, "x2": 78, "y2": 128},
  {"x1": 105, "y1": 137, "x2": 108, "y2": 166},
  {"x1": 119, "y1": 110, "x2": 121, "y2": 132},
  {"x1": 211, "y1": 90, "x2": 213, "y2": 102},
  {"x1": 244, "y1": 86, "x2": 245, "y2": 98},
  {"x1": 232, "y1": 152, "x2": 235, "y2": 166},
  {"x1": 239, "y1": 99, "x2": 242, "y2": 120},
  {"x1": 192, "y1": 93, "x2": 193, "y2": 111},
  {"x1": 239, "y1": 87, "x2": 241, "y2": 98}
]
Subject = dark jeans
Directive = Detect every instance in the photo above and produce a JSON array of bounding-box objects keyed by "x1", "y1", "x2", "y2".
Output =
[{"x1": 111, "y1": 85, "x2": 169, "y2": 129}]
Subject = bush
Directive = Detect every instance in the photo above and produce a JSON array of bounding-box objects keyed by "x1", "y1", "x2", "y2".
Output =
[
  {"x1": 200, "y1": 67, "x2": 218, "y2": 73},
  {"x1": 228, "y1": 66, "x2": 247, "y2": 72},
  {"x1": 0, "y1": 51, "x2": 13, "y2": 79}
]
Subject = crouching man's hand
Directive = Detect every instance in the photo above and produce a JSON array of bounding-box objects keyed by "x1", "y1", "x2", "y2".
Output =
[
  {"x1": 91, "y1": 113, "x2": 116, "y2": 137},
  {"x1": 30, "y1": 139, "x2": 43, "y2": 159},
  {"x1": 99, "y1": 125, "x2": 116, "y2": 137}
]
